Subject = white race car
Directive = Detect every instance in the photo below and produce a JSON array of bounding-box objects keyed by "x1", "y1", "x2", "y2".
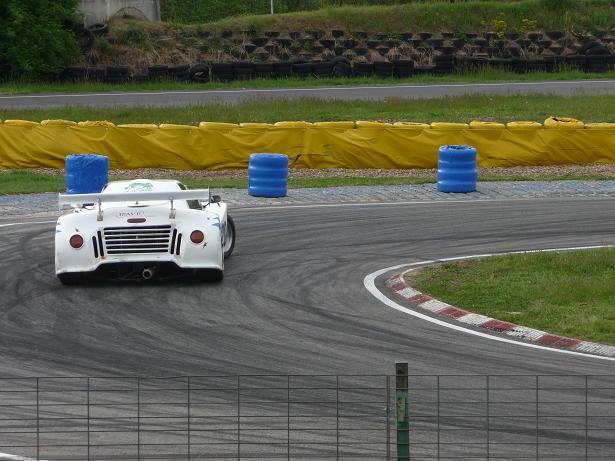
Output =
[{"x1": 55, "y1": 179, "x2": 235, "y2": 285}]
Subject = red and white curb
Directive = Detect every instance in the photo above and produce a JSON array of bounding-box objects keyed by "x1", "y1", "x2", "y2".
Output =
[{"x1": 385, "y1": 268, "x2": 615, "y2": 359}]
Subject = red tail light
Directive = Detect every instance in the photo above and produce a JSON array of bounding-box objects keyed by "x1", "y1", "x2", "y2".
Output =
[
  {"x1": 190, "y1": 230, "x2": 204, "y2": 244},
  {"x1": 69, "y1": 234, "x2": 84, "y2": 249}
]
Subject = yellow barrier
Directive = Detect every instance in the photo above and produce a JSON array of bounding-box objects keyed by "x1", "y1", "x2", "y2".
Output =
[{"x1": 0, "y1": 117, "x2": 614, "y2": 170}]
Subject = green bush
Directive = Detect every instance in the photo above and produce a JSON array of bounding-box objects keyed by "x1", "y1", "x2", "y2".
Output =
[{"x1": 0, "y1": 0, "x2": 81, "y2": 79}]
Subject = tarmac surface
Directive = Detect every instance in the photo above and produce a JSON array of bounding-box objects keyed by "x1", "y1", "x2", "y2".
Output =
[{"x1": 1, "y1": 185, "x2": 614, "y2": 460}]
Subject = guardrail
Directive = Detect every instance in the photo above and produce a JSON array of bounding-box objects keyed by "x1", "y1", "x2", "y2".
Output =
[{"x1": 0, "y1": 373, "x2": 614, "y2": 460}]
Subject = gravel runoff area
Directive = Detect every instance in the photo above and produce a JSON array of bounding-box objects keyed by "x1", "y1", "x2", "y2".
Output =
[
  {"x1": 23, "y1": 163, "x2": 615, "y2": 180},
  {"x1": 3, "y1": 180, "x2": 615, "y2": 220}
]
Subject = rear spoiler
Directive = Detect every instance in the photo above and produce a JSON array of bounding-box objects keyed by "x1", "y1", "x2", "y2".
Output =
[{"x1": 58, "y1": 189, "x2": 211, "y2": 221}]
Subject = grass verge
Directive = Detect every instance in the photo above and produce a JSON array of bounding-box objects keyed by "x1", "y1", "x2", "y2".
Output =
[
  {"x1": 2, "y1": 69, "x2": 615, "y2": 96},
  {"x1": 409, "y1": 248, "x2": 615, "y2": 345},
  {"x1": 1, "y1": 94, "x2": 614, "y2": 125},
  {"x1": 170, "y1": 0, "x2": 614, "y2": 33},
  {"x1": 0, "y1": 171, "x2": 433, "y2": 195},
  {"x1": 2, "y1": 170, "x2": 615, "y2": 195}
]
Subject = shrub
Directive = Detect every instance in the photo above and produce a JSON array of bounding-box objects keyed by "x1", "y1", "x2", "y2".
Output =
[{"x1": 0, "y1": 0, "x2": 81, "y2": 79}]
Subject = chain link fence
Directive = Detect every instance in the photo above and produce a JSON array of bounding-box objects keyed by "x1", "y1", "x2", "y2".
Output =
[{"x1": 0, "y1": 374, "x2": 613, "y2": 460}]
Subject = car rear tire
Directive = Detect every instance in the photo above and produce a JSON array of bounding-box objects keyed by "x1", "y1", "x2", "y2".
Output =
[
  {"x1": 58, "y1": 272, "x2": 84, "y2": 285},
  {"x1": 223, "y1": 215, "x2": 236, "y2": 259}
]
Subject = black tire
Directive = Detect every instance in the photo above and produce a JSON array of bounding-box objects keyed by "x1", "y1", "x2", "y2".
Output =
[
  {"x1": 352, "y1": 62, "x2": 374, "y2": 77},
  {"x1": 332, "y1": 63, "x2": 351, "y2": 77},
  {"x1": 148, "y1": 64, "x2": 168, "y2": 80},
  {"x1": 58, "y1": 272, "x2": 84, "y2": 286},
  {"x1": 88, "y1": 23, "x2": 108, "y2": 35},
  {"x1": 579, "y1": 41, "x2": 602, "y2": 55},
  {"x1": 585, "y1": 45, "x2": 610, "y2": 56},
  {"x1": 331, "y1": 56, "x2": 350, "y2": 66},
  {"x1": 223, "y1": 215, "x2": 236, "y2": 259},
  {"x1": 293, "y1": 62, "x2": 312, "y2": 78},
  {"x1": 190, "y1": 64, "x2": 210, "y2": 83}
]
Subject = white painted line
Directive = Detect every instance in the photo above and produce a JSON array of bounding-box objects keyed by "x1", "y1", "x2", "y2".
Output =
[
  {"x1": 234, "y1": 195, "x2": 615, "y2": 212},
  {"x1": 1, "y1": 80, "x2": 612, "y2": 100},
  {"x1": 0, "y1": 452, "x2": 47, "y2": 461},
  {"x1": 363, "y1": 245, "x2": 615, "y2": 362},
  {"x1": 0, "y1": 220, "x2": 55, "y2": 228}
]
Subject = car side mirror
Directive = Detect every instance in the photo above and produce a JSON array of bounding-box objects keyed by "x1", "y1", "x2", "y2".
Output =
[{"x1": 211, "y1": 195, "x2": 221, "y2": 203}]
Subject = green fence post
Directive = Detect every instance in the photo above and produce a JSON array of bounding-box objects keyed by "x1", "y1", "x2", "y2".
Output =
[{"x1": 396, "y1": 362, "x2": 409, "y2": 461}]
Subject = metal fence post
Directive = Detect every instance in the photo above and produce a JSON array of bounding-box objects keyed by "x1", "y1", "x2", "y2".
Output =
[
  {"x1": 395, "y1": 362, "x2": 409, "y2": 461},
  {"x1": 287, "y1": 375, "x2": 290, "y2": 461},
  {"x1": 137, "y1": 377, "x2": 141, "y2": 461},
  {"x1": 486, "y1": 376, "x2": 490, "y2": 461},
  {"x1": 535, "y1": 375, "x2": 539, "y2": 461},
  {"x1": 585, "y1": 375, "x2": 588, "y2": 461},
  {"x1": 436, "y1": 376, "x2": 440, "y2": 461},
  {"x1": 386, "y1": 375, "x2": 391, "y2": 461},
  {"x1": 36, "y1": 377, "x2": 40, "y2": 461},
  {"x1": 336, "y1": 375, "x2": 339, "y2": 461},
  {"x1": 188, "y1": 376, "x2": 191, "y2": 461},
  {"x1": 237, "y1": 375, "x2": 241, "y2": 461},
  {"x1": 87, "y1": 377, "x2": 91, "y2": 461}
]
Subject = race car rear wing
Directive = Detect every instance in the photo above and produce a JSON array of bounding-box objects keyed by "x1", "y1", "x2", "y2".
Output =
[{"x1": 58, "y1": 189, "x2": 211, "y2": 221}]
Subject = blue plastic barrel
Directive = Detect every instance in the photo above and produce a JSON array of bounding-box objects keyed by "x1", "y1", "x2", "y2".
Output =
[
  {"x1": 248, "y1": 153, "x2": 289, "y2": 197},
  {"x1": 65, "y1": 154, "x2": 109, "y2": 194},
  {"x1": 437, "y1": 145, "x2": 477, "y2": 193}
]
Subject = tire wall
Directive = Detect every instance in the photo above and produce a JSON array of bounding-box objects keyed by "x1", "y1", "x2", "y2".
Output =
[{"x1": 0, "y1": 118, "x2": 614, "y2": 169}]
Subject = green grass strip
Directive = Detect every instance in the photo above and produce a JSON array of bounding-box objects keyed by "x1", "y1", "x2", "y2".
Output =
[
  {"x1": 410, "y1": 248, "x2": 615, "y2": 345},
  {"x1": 1, "y1": 94, "x2": 614, "y2": 125},
  {"x1": 171, "y1": 0, "x2": 614, "y2": 33},
  {"x1": 0, "y1": 171, "x2": 434, "y2": 195}
]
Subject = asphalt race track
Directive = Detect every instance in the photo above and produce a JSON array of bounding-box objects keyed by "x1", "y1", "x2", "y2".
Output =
[
  {"x1": 1, "y1": 80, "x2": 614, "y2": 108},
  {"x1": 2, "y1": 196, "x2": 615, "y2": 460},
  {"x1": 1, "y1": 196, "x2": 614, "y2": 378}
]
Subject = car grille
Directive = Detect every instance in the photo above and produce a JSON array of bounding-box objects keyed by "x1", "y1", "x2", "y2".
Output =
[{"x1": 103, "y1": 225, "x2": 172, "y2": 255}]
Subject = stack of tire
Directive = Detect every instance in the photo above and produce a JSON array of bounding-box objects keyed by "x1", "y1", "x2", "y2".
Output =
[
  {"x1": 274, "y1": 62, "x2": 293, "y2": 78},
  {"x1": 392, "y1": 60, "x2": 414, "y2": 78},
  {"x1": 254, "y1": 62, "x2": 274, "y2": 79},
  {"x1": 234, "y1": 62, "x2": 255, "y2": 80},
  {"x1": 434, "y1": 54, "x2": 455, "y2": 75},
  {"x1": 148, "y1": 65, "x2": 169, "y2": 80},
  {"x1": 87, "y1": 67, "x2": 106, "y2": 82},
  {"x1": 526, "y1": 59, "x2": 546, "y2": 72},
  {"x1": 168, "y1": 65, "x2": 190, "y2": 81},
  {"x1": 581, "y1": 41, "x2": 611, "y2": 73},
  {"x1": 511, "y1": 58, "x2": 528, "y2": 73},
  {"x1": 564, "y1": 55, "x2": 586, "y2": 71},
  {"x1": 106, "y1": 66, "x2": 130, "y2": 84},
  {"x1": 292, "y1": 61, "x2": 312, "y2": 79},
  {"x1": 62, "y1": 66, "x2": 88, "y2": 81},
  {"x1": 312, "y1": 61, "x2": 334, "y2": 78},
  {"x1": 374, "y1": 61, "x2": 393, "y2": 78},
  {"x1": 211, "y1": 63, "x2": 234, "y2": 82},
  {"x1": 544, "y1": 56, "x2": 565, "y2": 72},
  {"x1": 352, "y1": 62, "x2": 374, "y2": 77},
  {"x1": 331, "y1": 57, "x2": 351, "y2": 78}
]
